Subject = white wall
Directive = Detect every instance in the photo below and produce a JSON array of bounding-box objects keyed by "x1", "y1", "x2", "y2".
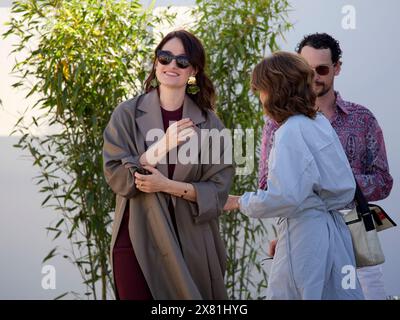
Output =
[
  {"x1": 1, "y1": 0, "x2": 399, "y2": 299},
  {"x1": 0, "y1": 5, "x2": 88, "y2": 298}
]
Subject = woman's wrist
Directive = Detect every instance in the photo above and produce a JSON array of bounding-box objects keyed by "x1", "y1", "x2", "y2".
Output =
[{"x1": 162, "y1": 178, "x2": 173, "y2": 193}]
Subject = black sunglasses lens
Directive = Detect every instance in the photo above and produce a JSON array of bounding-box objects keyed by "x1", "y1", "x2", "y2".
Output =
[
  {"x1": 176, "y1": 56, "x2": 190, "y2": 69},
  {"x1": 315, "y1": 65, "x2": 330, "y2": 76},
  {"x1": 157, "y1": 50, "x2": 190, "y2": 69},
  {"x1": 157, "y1": 52, "x2": 172, "y2": 65}
]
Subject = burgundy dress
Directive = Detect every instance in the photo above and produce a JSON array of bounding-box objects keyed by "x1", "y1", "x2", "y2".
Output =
[{"x1": 113, "y1": 105, "x2": 183, "y2": 300}]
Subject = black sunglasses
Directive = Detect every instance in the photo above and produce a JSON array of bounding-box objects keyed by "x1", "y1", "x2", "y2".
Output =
[
  {"x1": 313, "y1": 63, "x2": 335, "y2": 76},
  {"x1": 156, "y1": 50, "x2": 191, "y2": 69}
]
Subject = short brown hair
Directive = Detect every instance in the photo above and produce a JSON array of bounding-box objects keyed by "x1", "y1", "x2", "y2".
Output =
[{"x1": 251, "y1": 51, "x2": 317, "y2": 123}]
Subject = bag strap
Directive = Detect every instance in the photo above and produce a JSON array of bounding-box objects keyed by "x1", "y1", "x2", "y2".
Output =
[{"x1": 354, "y1": 180, "x2": 376, "y2": 232}]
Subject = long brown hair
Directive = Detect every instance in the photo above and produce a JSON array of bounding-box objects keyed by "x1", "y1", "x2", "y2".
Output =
[
  {"x1": 144, "y1": 30, "x2": 216, "y2": 111},
  {"x1": 251, "y1": 51, "x2": 317, "y2": 123}
]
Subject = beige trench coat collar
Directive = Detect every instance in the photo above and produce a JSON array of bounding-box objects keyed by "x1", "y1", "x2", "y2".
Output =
[{"x1": 136, "y1": 89, "x2": 206, "y2": 182}]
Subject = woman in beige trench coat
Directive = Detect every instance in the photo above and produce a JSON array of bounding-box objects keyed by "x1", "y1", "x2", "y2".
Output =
[{"x1": 103, "y1": 30, "x2": 234, "y2": 300}]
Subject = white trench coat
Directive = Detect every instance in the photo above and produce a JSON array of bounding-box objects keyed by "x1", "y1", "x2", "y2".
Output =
[{"x1": 240, "y1": 113, "x2": 365, "y2": 300}]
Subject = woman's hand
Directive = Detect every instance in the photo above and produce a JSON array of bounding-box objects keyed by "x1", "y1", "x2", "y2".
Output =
[
  {"x1": 165, "y1": 118, "x2": 195, "y2": 151},
  {"x1": 223, "y1": 195, "x2": 241, "y2": 211},
  {"x1": 134, "y1": 165, "x2": 170, "y2": 193},
  {"x1": 140, "y1": 118, "x2": 195, "y2": 167}
]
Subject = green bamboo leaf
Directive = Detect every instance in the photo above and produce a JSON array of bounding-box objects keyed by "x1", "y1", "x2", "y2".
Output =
[
  {"x1": 55, "y1": 218, "x2": 64, "y2": 228},
  {"x1": 52, "y1": 230, "x2": 62, "y2": 240},
  {"x1": 45, "y1": 227, "x2": 60, "y2": 232},
  {"x1": 42, "y1": 247, "x2": 57, "y2": 264},
  {"x1": 41, "y1": 194, "x2": 52, "y2": 206},
  {"x1": 54, "y1": 292, "x2": 68, "y2": 300}
]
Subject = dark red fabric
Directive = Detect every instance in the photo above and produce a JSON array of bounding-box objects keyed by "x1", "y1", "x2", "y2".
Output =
[
  {"x1": 113, "y1": 203, "x2": 153, "y2": 300},
  {"x1": 160, "y1": 106, "x2": 183, "y2": 249},
  {"x1": 160, "y1": 105, "x2": 183, "y2": 179}
]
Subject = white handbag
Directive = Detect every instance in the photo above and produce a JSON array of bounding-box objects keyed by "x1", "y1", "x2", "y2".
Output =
[
  {"x1": 345, "y1": 207, "x2": 385, "y2": 267},
  {"x1": 344, "y1": 183, "x2": 396, "y2": 268}
]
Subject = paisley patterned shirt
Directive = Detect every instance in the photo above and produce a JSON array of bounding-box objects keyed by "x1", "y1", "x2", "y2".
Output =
[{"x1": 258, "y1": 92, "x2": 393, "y2": 202}]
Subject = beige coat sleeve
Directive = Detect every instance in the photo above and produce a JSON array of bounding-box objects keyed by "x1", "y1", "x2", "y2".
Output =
[
  {"x1": 103, "y1": 101, "x2": 143, "y2": 198},
  {"x1": 191, "y1": 114, "x2": 235, "y2": 224}
]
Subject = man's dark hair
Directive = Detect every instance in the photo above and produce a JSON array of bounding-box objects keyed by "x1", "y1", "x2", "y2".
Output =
[{"x1": 296, "y1": 33, "x2": 342, "y2": 64}]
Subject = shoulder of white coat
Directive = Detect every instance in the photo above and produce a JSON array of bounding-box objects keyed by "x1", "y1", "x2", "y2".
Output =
[
  {"x1": 274, "y1": 114, "x2": 307, "y2": 142},
  {"x1": 271, "y1": 115, "x2": 315, "y2": 167},
  {"x1": 275, "y1": 114, "x2": 336, "y2": 155}
]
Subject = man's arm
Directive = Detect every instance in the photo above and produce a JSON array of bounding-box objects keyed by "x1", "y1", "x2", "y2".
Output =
[{"x1": 355, "y1": 116, "x2": 393, "y2": 201}]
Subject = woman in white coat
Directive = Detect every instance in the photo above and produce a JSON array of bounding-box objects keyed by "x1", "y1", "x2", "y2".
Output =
[{"x1": 224, "y1": 52, "x2": 364, "y2": 300}]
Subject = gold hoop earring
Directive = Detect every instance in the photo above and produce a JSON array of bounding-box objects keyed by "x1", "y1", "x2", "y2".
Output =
[
  {"x1": 187, "y1": 76, "x2": 200, "y2": 95},
  {"x1": 150, "y1": 77, "x2": 159, "y2": 88}
]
